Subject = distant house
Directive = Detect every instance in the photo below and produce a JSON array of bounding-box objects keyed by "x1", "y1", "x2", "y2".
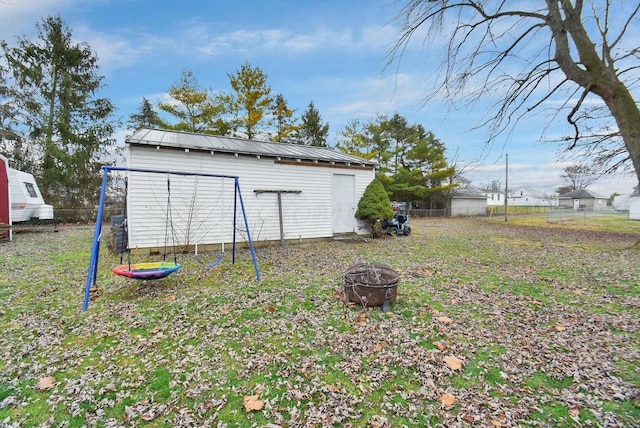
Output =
[
  {"x1": 558, "y1": 189, "x2": 609, "y2": 210},
  {"x1": 509, "y1": 186, "x2": 557, "y2": 207},
  {"x1": 483, "y1": 188, "x2": 504, "y2": 206},
  {"x1": 449, "y1": 186, "x2": 487, "y2": 216}
]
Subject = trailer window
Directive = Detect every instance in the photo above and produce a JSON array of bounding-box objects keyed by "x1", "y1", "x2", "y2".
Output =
[{"x1": 24, "y1": 182, "x2": 38, "y2": 198}]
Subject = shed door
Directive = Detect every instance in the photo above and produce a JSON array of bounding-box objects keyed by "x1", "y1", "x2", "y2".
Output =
[{"x1": 332, "y1": 174, "x2": 355, "y2": 234}]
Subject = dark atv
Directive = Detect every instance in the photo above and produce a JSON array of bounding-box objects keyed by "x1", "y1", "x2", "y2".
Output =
[{"x1": 382, "y1": 202, "x2": 411, "y2": 236}]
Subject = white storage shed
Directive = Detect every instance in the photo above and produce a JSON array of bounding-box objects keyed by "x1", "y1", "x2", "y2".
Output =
[
  {"x1": 449, "y1": 186, "x2": 488, "y2": 216},
  {"x1": 124, "y1": 128, "x2": 377, "y2": 249}
]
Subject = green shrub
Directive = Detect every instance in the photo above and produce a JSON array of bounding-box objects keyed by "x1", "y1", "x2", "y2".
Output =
[{"x1": 355, "y1": 178, "x2": 394, "y2": 237}]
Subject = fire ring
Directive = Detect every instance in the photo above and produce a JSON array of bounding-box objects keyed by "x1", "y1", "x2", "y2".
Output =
[{"x1": 343, "y1": 262, "x2": 400, "y2": 312}]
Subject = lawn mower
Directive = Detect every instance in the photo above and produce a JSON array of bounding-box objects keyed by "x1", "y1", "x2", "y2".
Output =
[{"x1": 383, "y1": 202, "x2": 411, "y2": 236}]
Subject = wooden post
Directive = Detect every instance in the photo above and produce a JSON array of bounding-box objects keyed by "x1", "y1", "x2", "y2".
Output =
[
  {"x1": 254, "y1": 189, "x2": 302, "y2": 246},
  {"x1": 277, "y1": 192, "x2": 284, "y2": 246},
  {"x1": 504, "y1": 154, "x2": 508, "y2": 222}
]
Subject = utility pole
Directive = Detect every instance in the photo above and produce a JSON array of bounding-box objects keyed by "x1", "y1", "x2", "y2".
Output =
[{"x1": 504, "y1": 154, "x2": 508, "y2": 222}]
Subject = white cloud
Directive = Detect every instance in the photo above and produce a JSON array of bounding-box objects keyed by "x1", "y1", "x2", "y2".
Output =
[
  {"x1": 186, "y1": 22, "x2": 393, "y2": 59},
  {"x1": 0, "y1": 0, "x2": 103, "y2": 41},
  {"x1": 74, "y1": 26, "x2": 153, "y2": 72}
]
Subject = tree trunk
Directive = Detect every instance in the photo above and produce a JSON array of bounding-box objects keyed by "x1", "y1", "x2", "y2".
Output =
[
  {"x1": 546, "y1": 0, "x2": 640, "y2": 186},
  {"x1": 600, "y1": 84, "x2": 640, "y2": 186}
]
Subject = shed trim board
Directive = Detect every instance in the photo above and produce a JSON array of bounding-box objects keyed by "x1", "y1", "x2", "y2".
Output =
[{"x1": 126, "y1": 129, "x2": 375, "y2": 247}]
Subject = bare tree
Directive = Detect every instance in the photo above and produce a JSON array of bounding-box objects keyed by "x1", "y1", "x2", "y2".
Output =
[
  {"x1": 388, "y1": 1, "x2": 640, "y2": 185},
  {"x1": 560, "y1": 164, "x2": 598, "y2": 191},
  {"x1": 488, "y1": 180, "x2": 501, "y2": 191}
]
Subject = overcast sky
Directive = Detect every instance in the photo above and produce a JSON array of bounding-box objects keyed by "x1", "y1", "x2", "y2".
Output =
[{"x1": 1, "y1": 0, "x2": 638, "y2": 196}]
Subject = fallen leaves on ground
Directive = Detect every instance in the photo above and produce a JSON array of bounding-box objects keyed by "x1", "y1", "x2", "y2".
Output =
[
  {"x1": 439, "y1": 393, "x2": 456, "y2": 408},
  {"x1": 443, "y1": 356, "x2": 463, "y2": 370},
  {"x1": 433, "y1": 341, "x2": 447, "y2": 350},
  {"x1": 356, "y1": 312, "x2": 367, "y2": 326},
  {"x1": 1, "y1": 220, "x2": 638, "y2": 427},
  {"x1": 35, "y1": 376, "x2": 55, "y2": 391},
  {"x1": 243, "y1": 395, "x2": 265, "y2": 412}
]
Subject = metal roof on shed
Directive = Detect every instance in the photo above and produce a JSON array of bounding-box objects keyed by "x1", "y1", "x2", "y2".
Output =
[
  {"x1": 126, "y1": 128, "x2": 377, "y2": 167},
  {"x1": 558, "y1": 188, "x2": 607, "y2": 199},
  {"x1": 450, "y1": 186, "x2": 488, "y2": 199}
]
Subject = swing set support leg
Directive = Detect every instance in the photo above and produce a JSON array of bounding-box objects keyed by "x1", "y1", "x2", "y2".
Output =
[
  {"x1": 235, "y1": 178, "x2": 261, "y2": 282},
  {"x1": 83, "y1": 169, "x2": 109, "y2": 312}
]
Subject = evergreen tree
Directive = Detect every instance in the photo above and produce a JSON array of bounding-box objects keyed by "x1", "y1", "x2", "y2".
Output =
[
  {"x1": 1, "y1": 15, "x2": 116, "y2": 209},
  {"x1": 158, "y1": 70, "x2": 228, "y2": 134},
  {"x1": 378, "y1": 115, "x2": 456, "y2": 207},
  {"x1": 380, "y1": 113, "x2": 412, "y2": 175},
  {"x1": 271, "y1": 93, "x2": 298, "y2": 143},
  {"x1": 128, "y1": 97, "x2": 166, "y2": 130},
  {"x1": 340, "y1": 113, "x2": 456, "y2": 208},
  {"x1": 0, "y1": 69, "x2": 35, "y2": 171},
  {"x1": 355, "y1": 178, "x2": 394, "y2": 238},
  {"x1": 227, "y1": 62, "x2": 273, "y2": 140},
  {"x1": 296, "y1": 101, "x2": 329, "y2": 147},
  {"x1": 336, "y1": 117, "x2": 390, "y2": 167}
]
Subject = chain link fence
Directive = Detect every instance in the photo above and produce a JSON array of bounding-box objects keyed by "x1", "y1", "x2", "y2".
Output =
[
  {"x1": 545, "y1": 207, "x2": 634, "y2": 225},
  {"x1": 408, "y1": 208, "x2": 447, "y2": 218},
  {"x1": 53, "y1": 206, "x2": 125, "y2": 224}
]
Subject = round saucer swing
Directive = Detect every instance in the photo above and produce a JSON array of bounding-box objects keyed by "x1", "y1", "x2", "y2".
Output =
[
  {"x1": 112, "y1": 177, "x2": 181, "y2": 280},
  {"x1": 112, "y1": 261, "x2": 181, "y2": 280}
]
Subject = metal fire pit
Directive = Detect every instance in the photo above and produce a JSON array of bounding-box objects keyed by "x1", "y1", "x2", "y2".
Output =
[{"x1": 343, "y1": 262, "x2": 399, "y2": 312}]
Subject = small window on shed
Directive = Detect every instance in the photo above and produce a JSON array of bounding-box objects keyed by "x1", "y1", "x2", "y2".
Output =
[{"x1": 24, "y1": 182, "x2": 38, "y2": 198}]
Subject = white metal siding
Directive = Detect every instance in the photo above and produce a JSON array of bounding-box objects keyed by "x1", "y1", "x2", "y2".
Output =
[
  {"x1": 127, "y1": 146, "x2": 374, "y2": 248},
  {"x1": 451, "y1": 198, "x2": 486, "y2": 216}
]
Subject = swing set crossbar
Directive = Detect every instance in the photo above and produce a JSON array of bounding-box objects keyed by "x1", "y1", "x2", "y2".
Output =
[{"x1": 83, "y1": 166, "x2": 261, "y2": 312}]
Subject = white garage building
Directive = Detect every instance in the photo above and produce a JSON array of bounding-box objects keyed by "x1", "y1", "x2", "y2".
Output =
[{"x1": 124, "y1": 128, "x2": 377, "y2": 249}]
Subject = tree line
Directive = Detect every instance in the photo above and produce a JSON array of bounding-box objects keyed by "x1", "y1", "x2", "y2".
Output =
[
  {"x1": 1, "y1": 15, "x2": 457, "y2": 216},
  {"x1": 128, "y1": 67, "x2": 330, "y2": 148},
  {"x1": 3, "y1": 1, "x2": 640, "y2": 221}
]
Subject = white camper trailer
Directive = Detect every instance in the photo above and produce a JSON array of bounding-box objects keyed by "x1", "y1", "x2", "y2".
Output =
[{"x1": 8, "y1": 168, "x2": 54, "y2": 223}]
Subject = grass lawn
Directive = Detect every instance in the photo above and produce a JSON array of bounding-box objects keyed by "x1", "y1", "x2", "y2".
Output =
[{"x1": 0, "y1": 218, "x2": 638, "y2": 427}]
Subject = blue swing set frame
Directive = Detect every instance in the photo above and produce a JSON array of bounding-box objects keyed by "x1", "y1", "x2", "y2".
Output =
[{"x1": 83, "y1": 166, "x2": 261, "y2": 312}]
